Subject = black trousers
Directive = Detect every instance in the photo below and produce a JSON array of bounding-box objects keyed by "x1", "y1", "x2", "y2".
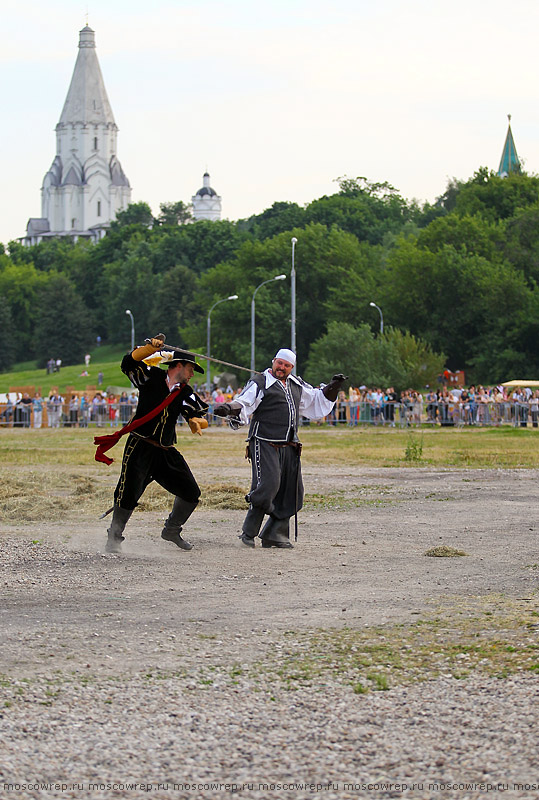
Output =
[
  {"x1": 247, "y1": 438, "x2": 303, "y2": 519},
  {"x1": 114, "y1": 434, "x2": 200, "y2": 511}
]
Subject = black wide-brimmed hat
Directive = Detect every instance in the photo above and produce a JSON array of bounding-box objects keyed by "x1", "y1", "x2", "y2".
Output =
[{"x1": 166, "y1": 348, "x2": 204, "y2": 374}]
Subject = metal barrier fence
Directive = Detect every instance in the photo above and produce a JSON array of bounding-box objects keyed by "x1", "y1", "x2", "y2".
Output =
[
  {"x1": 0, "y1": 402, "x2": 134, "y2": 429},
  {"x1": 330, "y1": 400, "x2": 539, "y2": 428},
  {"x1": 2, "y1": 400, "x2": 537, "y2": 429}
]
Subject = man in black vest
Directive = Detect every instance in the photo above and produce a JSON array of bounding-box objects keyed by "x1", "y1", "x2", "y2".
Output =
[
  {"x1": 105, "y1": 334, "x2": 208, "y2": 554},
  {"x1": 215, "y1": 348, "x2": 346, "y2": 548}
]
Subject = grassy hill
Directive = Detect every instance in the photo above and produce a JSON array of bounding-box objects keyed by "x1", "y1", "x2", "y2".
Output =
[{"x1": 0, "y1": 345, "x2": 130, "y2": 396}]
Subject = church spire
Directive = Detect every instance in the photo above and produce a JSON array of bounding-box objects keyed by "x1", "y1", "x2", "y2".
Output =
[
  {"x1": 497, "y1": 114, "x2": 521, "y2": 177},
  {"x1": 58, "y1": 26, "x2": 115, "y2": 127}
]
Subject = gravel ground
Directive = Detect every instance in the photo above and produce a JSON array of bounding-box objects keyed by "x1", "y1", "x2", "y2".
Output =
[
  {"x1": 1, "y1": 466, "x2": 538, "y2": 800},
  {"x1": 1, "y1": 673, "x2": 537, "y2": 800}
]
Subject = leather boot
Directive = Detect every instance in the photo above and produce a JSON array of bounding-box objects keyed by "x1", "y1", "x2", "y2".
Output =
[
  {"x1": 105, "y1": 505, "x2": 132, "y2": 553},
  {"x1": 260, "y1": 516, "x2": 293, "y2": 548},
  {"x1": 161, "y1": 496, "x2": 197, "y2": 550},
  {"x1": 239, "y1": 504, "x2": 266, "y2": 547}
]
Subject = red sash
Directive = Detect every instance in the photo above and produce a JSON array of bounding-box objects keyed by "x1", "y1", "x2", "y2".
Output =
[{"x1": 94, "y1": 385, "x2": 184, "y2": 465}]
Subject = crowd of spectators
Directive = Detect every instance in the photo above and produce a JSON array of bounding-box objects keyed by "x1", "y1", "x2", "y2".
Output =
[
  {"x1": 0, "y1": 390, "x2": 139, "y2": 428},
  {"x1": 1, "y1": 383, "x2": 538, "y2": 429},
  {"x1": 196, "y1": 382, "x2": 539, "y2": 429}
]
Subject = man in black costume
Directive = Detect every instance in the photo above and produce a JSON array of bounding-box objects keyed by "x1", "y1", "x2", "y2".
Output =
[
  {"x1": 215, "y1": 348, "x2": 346, "y2": 549},
  {"x1": 105, "y1": 334, "x2": 208, "y2": 553}
]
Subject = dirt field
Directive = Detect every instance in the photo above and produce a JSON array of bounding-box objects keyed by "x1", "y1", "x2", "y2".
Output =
[
  {"x1": 2, "y1": 458, "x2": 537, "y2": 676},
  {"x1": 1, "y1": 432, "x2": 538, "y2": 799}
]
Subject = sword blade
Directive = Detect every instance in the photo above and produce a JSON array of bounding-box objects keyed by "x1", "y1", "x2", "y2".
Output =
[{"x1": 163, "y1": 346, "x2": 259, "y2": 375}]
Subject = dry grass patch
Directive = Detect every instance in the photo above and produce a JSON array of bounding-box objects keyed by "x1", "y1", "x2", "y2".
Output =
[
  {"x1": 137, "y1": 482, "x2": 247, "y2": 512},
  {"x1": 0, "y1": 466, "x2": 249, "y2": 521},
  {"x1": 0, "y1": 469, "x2": 112, "y2": 521},
  {"x1": 199, "y1": 484, "x2": 247, "y2": 509},
  {"x1": 304, "y1": 484, "x2": 399, "y2": 510},
  {"x1": 424, "y1": 545, "x2": 469, "y2": 557}
]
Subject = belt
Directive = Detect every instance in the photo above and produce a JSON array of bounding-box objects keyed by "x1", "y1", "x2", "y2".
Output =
[
  {"x1": 246, "y1": 440, "x2": 302, "y2": 461},
  {"x1": 133, "y1": 434, "x2": 174, "y2": 450}
]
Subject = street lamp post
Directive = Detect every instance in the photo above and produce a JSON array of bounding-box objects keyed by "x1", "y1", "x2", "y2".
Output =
[
  {"x1": 206, "y1": 295, "x2": 238, "y2": 393},
  {"x1": 291, "y1": 237, "x2": 297, "y2": 374},
  {"x1": 125, "y1": 309, "x2": 135, "y2": 351},
  {"x1": 370, "y1": 302, "x2": 384, "y2": 334},
  {"x1": 251, "y1": 274, "x2": 287, "y2": 373}
]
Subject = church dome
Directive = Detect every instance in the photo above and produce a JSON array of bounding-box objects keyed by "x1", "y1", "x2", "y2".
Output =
[
  {"x1": 195, "y1": 172, "x2": 217, "y2": 197},
  {"x1": 191, "y1": 170, "x2": 222, "y2": 221}
]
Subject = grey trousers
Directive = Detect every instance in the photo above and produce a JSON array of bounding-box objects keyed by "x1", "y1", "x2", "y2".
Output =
[{"x1": 243, "y1": 438, "x2": 303, "y2": 541}]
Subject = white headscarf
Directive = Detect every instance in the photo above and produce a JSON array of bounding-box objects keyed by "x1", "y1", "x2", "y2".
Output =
[{"x1": 273, "y1": 348, "x2": 296, "y2": 366}]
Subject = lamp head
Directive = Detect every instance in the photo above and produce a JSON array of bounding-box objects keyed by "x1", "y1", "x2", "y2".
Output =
[
  {"x1": 228, "y1": 295, "x2": 238, "y2": 300},
  {"x1": 275, "y1": 274, "x2": 286, "y2": 280},
  {"x1": 369, "y1": 302, "x2": 376, "y2": 307},
  {"x1": 291, "y1": 237, "x2": 298, "y2": 244}
]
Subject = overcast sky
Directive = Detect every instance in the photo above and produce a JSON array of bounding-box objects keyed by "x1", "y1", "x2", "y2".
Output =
[{"x1": 2, "y1": 0, "x2": 538, "y2": 244}]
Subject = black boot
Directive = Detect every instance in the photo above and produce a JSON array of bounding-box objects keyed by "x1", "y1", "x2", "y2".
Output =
[
  {"x1": 161, "y1": 497, "x2": 197, "y2": 550},
  {"x1": 105, "y1": 505, "x2": 133, "y2": 553},
  {"x1": 239, "y1": 504, "x2": 266, "y2": 547},
  {"x1": 260, "y1": 516, "x2": 293, "y2": 548}
]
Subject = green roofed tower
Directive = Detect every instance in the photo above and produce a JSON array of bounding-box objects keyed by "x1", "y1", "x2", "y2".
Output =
[{"x1": 498, "y1": 114, "x2": 521, "y2": 177}]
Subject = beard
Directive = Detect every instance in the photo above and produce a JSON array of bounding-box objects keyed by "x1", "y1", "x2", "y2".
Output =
[{"x1": 273, "y1": 367, "x2": 290, "y2": 380}]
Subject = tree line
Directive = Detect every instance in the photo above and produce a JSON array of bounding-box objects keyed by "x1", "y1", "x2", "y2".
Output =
[{"x1": 2, "y1": 170, "x2": 539, "y2": 389}]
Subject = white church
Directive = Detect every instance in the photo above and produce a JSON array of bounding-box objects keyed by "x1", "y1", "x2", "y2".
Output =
[
  {"x1": 23, "y1": 26, "x2": 221, "y2": 245},
  {"x1": 191, "y1": 172, "x2": 222, "y2": 221}
]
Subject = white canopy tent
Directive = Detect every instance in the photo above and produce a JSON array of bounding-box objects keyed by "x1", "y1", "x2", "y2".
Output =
[{"x1": 501, "y1": 380, "x2": 539, "y2": 387}]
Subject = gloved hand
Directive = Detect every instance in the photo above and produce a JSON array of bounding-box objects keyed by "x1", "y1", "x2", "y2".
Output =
[
  {"x1": 132, "y1": 333, "x2": 167, "y2": 361},
  {"x1": 214, "y1": 403, "x2": 242, "y2": 429},
  {"x1": 189, "y1": 417, "x2": 209, "y2": 436},
  {"x1": 321, "y1": 373, "x2": 348, "y2": 402},
  {"x1": 213, "y1": 403, "x2": 232, "y2": 417},
  {"x1": 148, "y1": 333, "x2": 166, "y2": 349}
]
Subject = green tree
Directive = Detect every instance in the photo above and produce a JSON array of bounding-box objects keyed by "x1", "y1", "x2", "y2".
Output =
[
  {"x1": 154, "y1": 220, "x2": 249, "y2": 275},
  {"x1": 453, "y1": 169, "x2": 539, "y2": 223},
  {"x1": 102, "y1": 241, "x2": 155, "y2": 344},
  {"x1": 33, "y1": 274, "x2": 94, "y2": 365},
  {"x1": 378, "y1": 327, "x2": 445, "y2": 390},
  {"x1": 0, "y1": 260, "x2": 47, "y2": 361},
  {"x1": 434, "y1": 178, "x2": 461, "y2": 214},
  {"x1": 304, "y1": 322, "x2": 377, "y2": 387},
  {"x1": 147, "y1": 264, "x2": 198, "y2": 343},
  {"x1": 324, "y1": 242, "x2": 386, "y2": 329},
  {"x1": 305, "y1": 322, "x2": 444, "y2": 391},
  {"x1": 113, "y1": 202, "x2": 155, "y2": 228},
  {"x1": 157, "y1": 201, "x2": 193, "y2": 227},
  {"x1": 182, "y1": 223, "x2": 370, "y2": 370},
  {"x1": 417, "y1": 213, "x2": 502, "y2": 261},
  {"x1": 502, "y1": 204, "x2": 539, "y2": 284},
  {"x1": 0, "y1": 302, "x2": 15, "y2": 371},
  {"x1": 381, "y1": 239, "x2": 531, "y2": 382},
  {"x1": 238, "y1": 201, "x2": 307, "y2": 239},
  {"x1": 304, "y1": 176, "x2": 417, "y2": 246},
  {"x1": 61, "y1": 240, "x2": 105, "y2": 315},
  {"x1": 14, "y1": 237, "x2": 78, "y2": 272}
]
